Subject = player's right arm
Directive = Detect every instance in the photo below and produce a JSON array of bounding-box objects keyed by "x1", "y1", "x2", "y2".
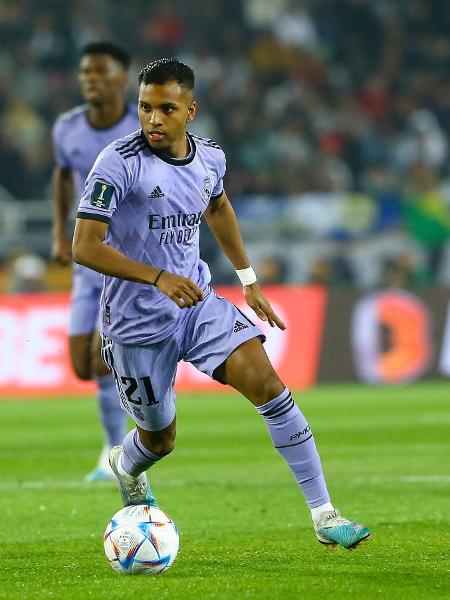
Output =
[
  {"x1": 52, "y1": 165, "x2": 74, "y2": 264},
  {"x1": 73, "y1": 217, "x2": 160, "y2": 283},
  {"x1": 73, "y1": 218, "x2": 203, "y2": 307}
]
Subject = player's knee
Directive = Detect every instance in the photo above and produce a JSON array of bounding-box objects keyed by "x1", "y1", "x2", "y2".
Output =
[{"x1": 253, "y1": 371, "x2": 285, "y2": 406}]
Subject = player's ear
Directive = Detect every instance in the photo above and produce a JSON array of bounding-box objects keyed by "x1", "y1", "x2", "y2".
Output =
[{"x1": 186, "y1": 100, "x2": 196, "y2": 124}]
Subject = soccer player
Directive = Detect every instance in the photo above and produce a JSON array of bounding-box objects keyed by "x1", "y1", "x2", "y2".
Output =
[
  {"x1": 52, "y1": 42, "x2": 140, "y2": 481},
  {"x1": 73, "y1": 59, "x2": 370, "y2": 549}
]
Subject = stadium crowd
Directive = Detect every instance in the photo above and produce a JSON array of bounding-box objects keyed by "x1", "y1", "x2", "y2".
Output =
[{"x1": 1, "y1": 0, "x2": 450, "y2": 288}]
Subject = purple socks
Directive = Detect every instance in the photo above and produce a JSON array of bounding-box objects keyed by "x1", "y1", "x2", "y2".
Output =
[{"x1": 256, "y1": 387, "x2": 330, "y2": 508}]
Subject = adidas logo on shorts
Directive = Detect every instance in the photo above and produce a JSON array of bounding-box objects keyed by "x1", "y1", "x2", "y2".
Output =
[
  {"x1": 149, "y1": 186, "x2": 165, "y2": 198},
  {"x1": 233, "y1": 320, "x2": 248, "y2": 333}
]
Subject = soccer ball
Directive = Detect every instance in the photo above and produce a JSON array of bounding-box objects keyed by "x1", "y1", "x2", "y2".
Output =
[{"x1": 104, "y1": 505, "x2": 179, "y2": 575}]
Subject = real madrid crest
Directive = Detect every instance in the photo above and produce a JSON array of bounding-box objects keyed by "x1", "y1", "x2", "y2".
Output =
[{"x1": 202, "y1": 176, "x2": 212, "y2": 201}]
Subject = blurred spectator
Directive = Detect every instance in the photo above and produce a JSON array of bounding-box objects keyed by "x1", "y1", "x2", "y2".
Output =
[
  {"x1": 393, "y1": 109, "x2": 448, "y2": 171},
  {"x1": 308, "y1": 256, "x2": 353, "y2": 287},
  {"x1": 255, "y1": 256, "x2": 288, "y2": 284},
  {"x1": 271, "y1": 3, "x2": 320, "y2": 52},
  {"x1": 138, "y1": 2, "x2": 186, "y2": 55},
  {"x1": 380, "y1": 254, "x2": 415, "y2": 289},
  {"x1": 308, "y1": 258, "x2": 333, "y2": 286}
]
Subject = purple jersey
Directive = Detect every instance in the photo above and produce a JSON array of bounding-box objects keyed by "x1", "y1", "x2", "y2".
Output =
[
  {"x1": 52, "y1": 103, "x2": 140, "y2": 200},
  {"x1": 77, "y1": 130, "x2": 226, "y2": 345}
]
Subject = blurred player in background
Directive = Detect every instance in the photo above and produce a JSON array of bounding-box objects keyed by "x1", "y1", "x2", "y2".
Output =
[
  {"x1": 52, "y1": 42, "x2": 139, "y2": 481},
  {"x1": 73, "y1": 58, "x2": 370, "y2": 549}
]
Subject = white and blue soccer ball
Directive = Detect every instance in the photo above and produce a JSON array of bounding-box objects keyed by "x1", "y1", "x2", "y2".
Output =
[{"x1": 104, "y1": 505, "x2": 179, "y2": 575}]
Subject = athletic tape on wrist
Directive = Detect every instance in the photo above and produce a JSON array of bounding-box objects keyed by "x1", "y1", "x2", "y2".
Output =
[{"x1": 235, "y1": 266, "x2": 257, "y2": 286}]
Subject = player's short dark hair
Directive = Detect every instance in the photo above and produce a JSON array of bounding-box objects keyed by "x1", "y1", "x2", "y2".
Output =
[
  {"x1": 138, "y1": 58, "x2": 194, "y2": 90},
  {"x1": 80, "y1": 42, "x2": 131, "y2": 70}
]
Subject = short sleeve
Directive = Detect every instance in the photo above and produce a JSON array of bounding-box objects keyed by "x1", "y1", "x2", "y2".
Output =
[
  {"x1": 76, "y1": 148, "x2": 131, "y2": 224},
  {"x1": 211, "y1": 150, "x2": 226, "y2": 200},
  {"x1": 52, "y1": 118, "x2": 70, "y2": 169}
]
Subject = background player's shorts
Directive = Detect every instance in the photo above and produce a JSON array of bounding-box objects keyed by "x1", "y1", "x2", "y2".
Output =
[
  {"x1": 101, "y1": 290, "x2": 265, "y2": 431},
  {"x1": 69, "y1": 263, "x2": 103, "y2": 336}
]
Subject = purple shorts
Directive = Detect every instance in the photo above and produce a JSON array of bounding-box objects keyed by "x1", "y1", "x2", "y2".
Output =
[
  {"x1": 69, "y1": 263, "x2": 103, "y2": 336},
  {"x1": 102, "y1": 290, "x2": 265, "y2": 431}
]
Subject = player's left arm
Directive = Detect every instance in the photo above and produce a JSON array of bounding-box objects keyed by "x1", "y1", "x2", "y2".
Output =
[{"x1": 204, "y1": 190, "x2": 285, "y2": 329}]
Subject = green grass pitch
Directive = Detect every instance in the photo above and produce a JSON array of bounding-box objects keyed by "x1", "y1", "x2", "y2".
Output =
[{"x1": 0, "y1": 382, "x2": 449, "y2": 600}]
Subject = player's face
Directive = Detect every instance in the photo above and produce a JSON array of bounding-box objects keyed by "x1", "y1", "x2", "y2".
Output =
[
  {"x1": 138, "y1": 81, "x2": 196, "y2": 158},
  {"x1": 78, "y1": 54, "x2": 128, "y2": 105}
]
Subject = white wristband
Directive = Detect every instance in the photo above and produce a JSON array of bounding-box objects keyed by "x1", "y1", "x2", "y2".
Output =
[{"x1": 236, "y1": 266, "x2": 257, "y2": 286}]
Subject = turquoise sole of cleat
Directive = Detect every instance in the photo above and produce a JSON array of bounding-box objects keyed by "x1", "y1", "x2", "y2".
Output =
[{"x1": 318, "y1": 525, "x2": 371, "y2": 549}]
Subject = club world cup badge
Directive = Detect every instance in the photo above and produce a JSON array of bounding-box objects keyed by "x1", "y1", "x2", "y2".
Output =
[
  {"x1": 90, "y1": 180, "x2": 115, "y2": 209},
  {"x1": 202, "y1": 176, "x2": 212, "y2": 201}
]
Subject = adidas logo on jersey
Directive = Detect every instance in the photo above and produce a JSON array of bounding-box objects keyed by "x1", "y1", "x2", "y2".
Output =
[
  {"x1": 233, "y1": 320, "x2": 248, "y2": 333},
  {"x1": 149, "y1": 186, "x2": 165, "y2": 198}
]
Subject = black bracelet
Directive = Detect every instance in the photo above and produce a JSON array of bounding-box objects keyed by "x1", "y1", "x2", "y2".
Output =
[{"x1": 153, "y1": 269, "x2": 165, "y2": 286}]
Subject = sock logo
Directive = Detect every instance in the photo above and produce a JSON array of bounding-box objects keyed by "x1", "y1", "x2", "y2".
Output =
[
  {"x1": 290, "y1": 425, "x2": 311, "y2": 441},
  {"x1": 233, "y1": 320, "x2": 248, "y2": 332}
]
